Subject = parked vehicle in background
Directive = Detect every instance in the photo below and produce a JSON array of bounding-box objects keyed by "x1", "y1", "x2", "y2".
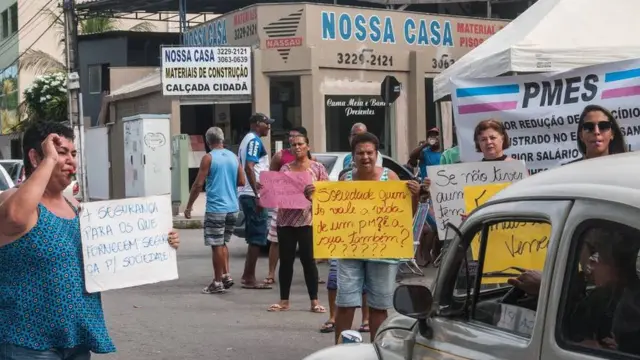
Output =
[
  {"x1": 0, "y1": 166, "x2": 14, "y2": 194},
  {"x1": 0, "y1": 159, "x2": 82, "y2": 201},
  {"x1": 233, "y1": 152, "x2": 417, "y2": 244}
]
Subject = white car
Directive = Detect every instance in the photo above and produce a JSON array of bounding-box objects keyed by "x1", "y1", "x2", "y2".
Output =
[
  {"x1": 0, "y1": 159, "x2": 81, "y2": 201},
  {"x1": 0, "y1": 165, "x2": 14, "y2": 194}
]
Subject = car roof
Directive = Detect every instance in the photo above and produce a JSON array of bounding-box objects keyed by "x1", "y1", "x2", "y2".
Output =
[{"x1": 492, "y1": 152, "x2": 640, "y2": 207}]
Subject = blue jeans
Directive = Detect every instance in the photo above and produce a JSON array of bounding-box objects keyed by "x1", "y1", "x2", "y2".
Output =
[
  {"x1": 336, "y1": 260, "x2": 398, "y2": 310},
  {"x1": 239, "y1": 195, "x2": 268, "y2": 247},
  {"x1": 0, "y1": 344, "x2": 90, "y2": 360}
]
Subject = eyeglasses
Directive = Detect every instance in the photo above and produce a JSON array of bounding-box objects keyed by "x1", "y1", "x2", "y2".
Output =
[{"x1": 582, "y1": 121, "x2": 612, "y2": 132}]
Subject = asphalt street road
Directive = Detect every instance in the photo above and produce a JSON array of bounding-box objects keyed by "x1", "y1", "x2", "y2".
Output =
[{"x1": 99, "y1": 229, "x2": 434, "y2": 360}]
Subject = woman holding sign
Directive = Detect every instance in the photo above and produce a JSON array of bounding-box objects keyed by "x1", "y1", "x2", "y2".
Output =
[
  {"x1": 305, "y1": 132, "x2": 421, "y2": 343},
  {"x1": 0, "y1": 121, "x2": 180, "y2": 359},
  {"x1": 565, "y1": 105, "x2": 627, "y2": 164},
  {"x1": 266, "y1": 133, "x2": 328, "y2": 313},
  {"x1": 474, "y1": 119, "x2": 515, "y2": 162}
]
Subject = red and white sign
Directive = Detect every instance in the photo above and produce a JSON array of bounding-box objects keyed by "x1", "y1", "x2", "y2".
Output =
[{"x1": 266, "y1": 37, "x2": 303, "y2": 49}]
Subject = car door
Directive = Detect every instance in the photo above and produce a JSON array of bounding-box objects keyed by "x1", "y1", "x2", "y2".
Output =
[
  {"x1": 541, "y1": 199, "x2": 640, "y2": 360},
  {"x1": 412, "y1": 199, "x2": 572, "y2": 360}
]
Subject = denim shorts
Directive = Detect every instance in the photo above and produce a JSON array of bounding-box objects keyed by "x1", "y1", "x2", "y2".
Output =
[
  {"x1": 336, "y1": 260, "x2": 398, "y2": 310},
  {"x1": 239, "y1": 195, "x2": 268, "y2": 247},
  {"x1": 0, "y1": 344, "x2": 90, "y2": 360},
  {"x1": 327, "y1": 259, "x2": 367, "y2": 295}
]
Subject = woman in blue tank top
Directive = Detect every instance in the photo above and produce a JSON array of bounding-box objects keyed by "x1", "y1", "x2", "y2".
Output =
[{"x1": 0, "y1": 122, "x2": 180, "y2": 360}]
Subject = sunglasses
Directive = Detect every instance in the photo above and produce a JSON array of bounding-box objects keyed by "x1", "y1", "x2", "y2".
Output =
[{"x1": 582, "y1": 121, "x2": 612, "y2": 132}]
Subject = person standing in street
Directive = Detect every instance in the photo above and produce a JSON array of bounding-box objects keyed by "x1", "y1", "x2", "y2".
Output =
[
  {"x1": 408, "y1": 127, "x2": 442, "y2": 180},
  {"x1": 342, "y1": 123, "x2": 383, "y2": 169},
  {"x1": 263, "y1": 126, "x2": 313, "y2": 286},
  {"x1": 184, "y1": 127, "x2": 245, "y2": 294},
  {"x1": 0, "y1": 120, "x2": 181, "y2": 359},
  {"x1": 238, "y1": 113, "x2": 274, "y2": 290}
]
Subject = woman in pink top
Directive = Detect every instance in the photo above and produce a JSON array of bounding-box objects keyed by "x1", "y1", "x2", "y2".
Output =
[
  {"x1": 264, "y1": 127, "x2": 314, "y2": 285},
  {"x1": 267, "y1": 133, "x2": 328, "y2": 313}
]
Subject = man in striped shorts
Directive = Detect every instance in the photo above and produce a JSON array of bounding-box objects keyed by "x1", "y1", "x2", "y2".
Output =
[{"x1": 185, "y1": 127, "x2": 245, "y2": 294}]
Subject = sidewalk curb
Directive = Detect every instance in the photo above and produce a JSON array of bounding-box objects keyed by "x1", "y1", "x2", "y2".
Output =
[{"x1": 173, "y1": 218, "x2": 204, "y2": 229}]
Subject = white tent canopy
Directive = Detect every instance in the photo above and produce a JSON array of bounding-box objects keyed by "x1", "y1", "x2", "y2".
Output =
[{"x1": 433, "y1": 0, "x2": 640, "y2": 101}]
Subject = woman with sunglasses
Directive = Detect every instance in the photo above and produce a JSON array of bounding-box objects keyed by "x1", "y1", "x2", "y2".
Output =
[{"x1": 566, "y1": 105, "x2": 627, "y2": 164}]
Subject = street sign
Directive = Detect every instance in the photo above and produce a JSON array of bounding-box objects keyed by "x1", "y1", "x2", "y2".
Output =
[{"x1": 380, "y1": 75, "x2": 401, "y2": 104}]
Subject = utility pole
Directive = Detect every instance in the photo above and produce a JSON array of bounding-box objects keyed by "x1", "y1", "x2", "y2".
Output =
[{"x1": 63, "y1": 0, "x2": 89, "y2": 201}]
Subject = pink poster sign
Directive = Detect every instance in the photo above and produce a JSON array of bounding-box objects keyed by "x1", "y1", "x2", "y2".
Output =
[{"x1": 259, "y1": 171, "x2": 312, "y2": 209}]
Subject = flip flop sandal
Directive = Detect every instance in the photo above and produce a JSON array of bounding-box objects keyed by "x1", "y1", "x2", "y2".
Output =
[
  {"x1": 310, "y1": 305, "x2": 327, "y2": 313},
  {"x1": 267, "y1": 304, "x2": 290, "y2": 312},
  {"x1": 358, "y1": 323, "x2": 370, "y2": 333},
  {"x1": 320, "y1": 321, "x2": 335, "y2": 333},
  {"x1": 318, "y1": 279, "x2": 326, "y2": 284},
  {"x1": 263, "y1": 277, "x2": 276, "y2": 285},
  {"x1": 242, "y1": 283, "x2": 273, "y2": 290}
]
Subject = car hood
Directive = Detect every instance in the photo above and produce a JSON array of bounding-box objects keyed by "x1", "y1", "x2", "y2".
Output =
[{"x1": 303, "y1": 343, "x2": 379, "y2": 360}]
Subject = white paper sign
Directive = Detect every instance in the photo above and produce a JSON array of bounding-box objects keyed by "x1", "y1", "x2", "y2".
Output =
[
  {"x1": 451, "y1": 58, "x2": 640, "y2": 173},
  {"x1": 496, "y1": 304, "x2": 536, "y2": 337},
  {"x1": 161, "y1": 46, "x2": 252, "y2": 96},
  {"x1": 80, "y1": 195, "x2": 178, "y2": 293},
  {"x1": 427, "y1": 160, "x2": 527, "y2": 240}
]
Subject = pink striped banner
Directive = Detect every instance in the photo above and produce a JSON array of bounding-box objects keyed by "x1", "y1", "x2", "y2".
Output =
[{"x1": 458, "y1": 101, "x2": 518, "y2": 115}]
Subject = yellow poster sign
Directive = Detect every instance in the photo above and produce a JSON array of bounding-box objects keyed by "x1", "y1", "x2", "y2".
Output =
[
  {"x1": 464, "y1": 183, "x2": 551, "y2": 284},
  {"x1": 312, "y1": 181, "x2": 414, "y2": 259}
]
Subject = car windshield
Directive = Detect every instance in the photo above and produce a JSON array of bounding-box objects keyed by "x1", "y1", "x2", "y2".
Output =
[
  {"x1": 0, "y1": 171, "x2": 10, "y2": 191},
  {"x1": 314, "y1": 155, "x2": 338, "y2": 174},
  {"x1": 0, "y1": 161, "x2": 21, "y2": 182}
]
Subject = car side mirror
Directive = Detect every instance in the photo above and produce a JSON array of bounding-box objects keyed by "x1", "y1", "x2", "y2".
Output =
[{"x1": 393, "y1": 284, "x2": 433, "y2": 320}]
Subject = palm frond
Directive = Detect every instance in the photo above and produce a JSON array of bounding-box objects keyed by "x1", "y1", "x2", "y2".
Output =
[
  {"x1": 79, "y1": 17, "x2": 120, "y2": 34},
  {"x1": 18, "y1": 49, "x2": 66, "y2": 76},
  {"x1": 128, "y1": 21, "x2": 155, "y2": 32}
]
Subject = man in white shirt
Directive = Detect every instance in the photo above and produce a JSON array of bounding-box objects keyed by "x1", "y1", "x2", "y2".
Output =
[{"x1": 238, "y1": 113, "x2": 274, "y2": 290}]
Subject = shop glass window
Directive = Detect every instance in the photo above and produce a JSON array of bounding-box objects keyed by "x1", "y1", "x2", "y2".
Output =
[
  {"x1": 88, "y1": 65, "x2": 101, "y2": 94},
  {"x1": 324, "y1": 94, "x2": 388, "y2": 153},
  {"x1": 454, "y1": 220, "x2": 552, "y2": 338},
  {"x1": 557, "y1": 219, "x2": 640, "y2": 358},
  {"x1": 9, "y1": 3, "x2": 16, "y2": 34}
]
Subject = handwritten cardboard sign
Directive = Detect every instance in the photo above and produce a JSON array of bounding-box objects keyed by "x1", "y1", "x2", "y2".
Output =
[
  {"x1": 80, "y1": 195, "x2": 178, "y2": 293},
  {"x1": 426, "y1": 160, "x2": 528, "y2": 240},
  {"x1": 464, "y1": 183, "x2": 550, "y2": 284},
  {"x1": 312, "y1": 181, "x2": 414, "y2": 259},
  {"x1": 259, "y1": 171, "x2": 312, "y2": 209}
]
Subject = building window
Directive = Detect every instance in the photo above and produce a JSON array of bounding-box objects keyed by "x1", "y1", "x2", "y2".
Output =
[
  {"x1": 88, "y1": 65, "x2": 102, "y2": 94},
  {"x1": 324, "y1": 94, "x2": 389, "y2": 154},
  {"x1": 2, "y1": 10, "x2": 8, "y2": 38},
  {"x1": 9, "y1": 3, "x2": 17, "y2": 34}
]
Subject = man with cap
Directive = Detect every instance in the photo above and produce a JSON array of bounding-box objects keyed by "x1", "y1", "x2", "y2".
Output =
[
  {"x1": 238, "y1": 113, "x2": 274, "y2": 289},
  {"x1": 408, "y1": 127, "x2": 442, "y2": 180}
]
